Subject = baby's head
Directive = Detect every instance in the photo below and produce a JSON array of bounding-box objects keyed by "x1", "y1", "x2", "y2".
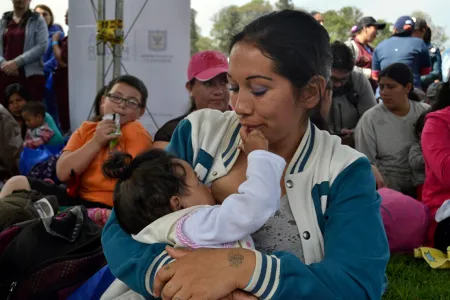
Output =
[
  {"x1": 22, "y1": 101, "x2": 46, "y2": 130},
  {"x1": 103, "y1": 149, "x2": 216, "y2": 234}
]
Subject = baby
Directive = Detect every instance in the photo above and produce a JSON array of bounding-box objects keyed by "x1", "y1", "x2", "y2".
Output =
[
  {"x1": 22, "y1": 101, "x2": 55, "y2": 149},
  {"x1": 103, "y1": 128, "x2": 286, "y2": 249}
]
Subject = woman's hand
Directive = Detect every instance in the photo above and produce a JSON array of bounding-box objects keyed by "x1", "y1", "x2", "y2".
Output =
[
  {"x1": 1, "y1": 61, "x2": 19, "y2": 76},
  {"x1": 154, "y1": 246, "x2": 256, "y2": 300},
  {"x1": 371, "y1": 164, "x2": 386, "y2": 189},
  {"x1": 92, "y1": 119, "x2": 120, "y2": 147},
  {"x1": 52, "y1": 31, "x2": 62, "y2": 42}
]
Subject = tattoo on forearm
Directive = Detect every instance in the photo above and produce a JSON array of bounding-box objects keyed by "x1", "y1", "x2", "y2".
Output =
[{"x1": 228, "y1": 251, "x2": 244, "y2": 268}]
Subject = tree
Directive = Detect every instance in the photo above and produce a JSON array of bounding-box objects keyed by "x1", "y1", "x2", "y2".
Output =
[
  {"x1": 275, "y1": 0, "x2": 294, "y2": 10},
  {"x1": 411, "y1": 10, "x2": 449, "y2": 49},
  {"x1": 210, "y1": 0, "x2": 273, "y2": 53},
  {"x1": 323, "y1": 7, "x2": 363, "y2": 42},
  {"x1": 190, "y1": 9, "x2": 200, "y2": 55},
  {"x1": 372, "y1": 19, "x2": 393, "y2": 47},
  {"x1": 210, "y1": 5, "x2": 242, "y2": 53},
  {"x1": 196, "y1": 36, "x2": 220, "y2": 52}
]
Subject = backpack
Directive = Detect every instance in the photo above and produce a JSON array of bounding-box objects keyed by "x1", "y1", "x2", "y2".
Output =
[
  {"x1": 0, "y1": 190, "x2": 59, "y2": 232},
  {"x1": 0, "y1": 206, "x2": 106, "y2": 300}
]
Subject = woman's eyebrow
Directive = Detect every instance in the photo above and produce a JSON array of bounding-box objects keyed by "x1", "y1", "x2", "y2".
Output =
[
  {"x1": 246, "y1": 75, "x2": 273, "y2": 81},
  {"x1": 227, "y1": 73, "x2": 273, "y2": 81}
]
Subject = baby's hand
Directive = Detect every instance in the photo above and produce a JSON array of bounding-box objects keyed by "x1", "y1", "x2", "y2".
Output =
[{"x1": 239, "y1": 126, "x2": 268, "y2": 154}]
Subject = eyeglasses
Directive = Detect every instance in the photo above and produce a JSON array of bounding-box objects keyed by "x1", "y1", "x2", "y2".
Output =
[
  {"x1": 331, "y1": 75, "x2": 350, "y2": 85},
  {"x1": 107, "y1": 93, "x2": 143, "y2": 109}
]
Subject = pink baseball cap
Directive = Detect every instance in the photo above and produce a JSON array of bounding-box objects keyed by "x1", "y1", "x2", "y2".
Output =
[{"x1": 187, "y1": 50, "x2": 229, "y2": 82}]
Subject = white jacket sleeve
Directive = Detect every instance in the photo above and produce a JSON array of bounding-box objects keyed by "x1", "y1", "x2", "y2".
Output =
[{"x1": 179, "y1": 150, "x2": 286, "y2": 247}]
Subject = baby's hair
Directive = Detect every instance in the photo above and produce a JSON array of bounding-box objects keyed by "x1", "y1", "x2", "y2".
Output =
[
  {"x1": 22, "y1": 101, "x2": 46, "y2": 118},
  {"x1": 103, "y1": 149, "x2": 189, "y2": 234}
]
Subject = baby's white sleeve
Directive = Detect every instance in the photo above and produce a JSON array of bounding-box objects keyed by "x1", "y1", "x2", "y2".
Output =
[{"x1": 176, "y1": 150, "x2": 286, "y2": 247}]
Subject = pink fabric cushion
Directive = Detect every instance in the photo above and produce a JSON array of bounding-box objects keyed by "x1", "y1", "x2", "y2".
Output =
[{"x1": 378, "y1": 188, "x2": 429, "y2": 253}]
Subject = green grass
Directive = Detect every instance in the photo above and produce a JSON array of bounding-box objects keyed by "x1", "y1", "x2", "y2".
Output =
[{"x1": 384, "y1": 254, "x2": 450, "y2": 299}]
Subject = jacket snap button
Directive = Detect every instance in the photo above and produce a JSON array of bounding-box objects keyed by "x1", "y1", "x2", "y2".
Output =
[
  {"x1": 212, "y1": 171, "x2": 218, "y2": 176},
  {"x1": 302, "y1": 231, "x2": 310, "y2": 240},
  {"x1": 286, "y1": 180, "x2": 293, "y2": 188}
]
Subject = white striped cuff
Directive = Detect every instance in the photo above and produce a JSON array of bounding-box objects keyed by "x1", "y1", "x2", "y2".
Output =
[
  {"x1": 144, "y1": 251, "x2": 176, "y2": 297},
  {"x1": 243, "y1": 252, "x2": 281, "y2": 299}
]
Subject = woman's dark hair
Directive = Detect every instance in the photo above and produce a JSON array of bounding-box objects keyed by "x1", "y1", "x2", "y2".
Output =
[
  {"x1": 5, "y1": 84, "x2": 33, "y2": 105},
  {"x1": 103, "y1": 149, "x2": 189, "y2": 234},
  {"x1": 105, "y1": 75, "x2": 148, "y2": 108},
  {"x1": 34, "y1": 4, "x2": 54, "y2": 26},
  {"x1": 22, "y1": 101, "x2": 46, "y2": 118},
  {"x1": 331, "y1": 41, "x2": 355, "y2": 72},
  {"x1": 187, "y1": 78, "x2": 197, "y2": 113},
  {"x1": 378, "y1": 63, "x2": 419, "y2": 100},
  {"x1": 416, "y1": 81, "x2": 450, "y2": 137},
  {"x1": 229, "y1": 10, "x2": 332, "y2": 129},
  {"x1": 423, "y1": 27, "x2": 432, "y2": 44}
]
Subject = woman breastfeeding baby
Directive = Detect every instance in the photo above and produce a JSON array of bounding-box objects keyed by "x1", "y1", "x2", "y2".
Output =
[{"x1": 102, "y1": 10, "x2": 388, "y2": 300}]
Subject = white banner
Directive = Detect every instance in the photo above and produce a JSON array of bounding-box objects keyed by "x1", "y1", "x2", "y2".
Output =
[{"x1": 68, "y1": 0, "x2": 191, "y2": 135}]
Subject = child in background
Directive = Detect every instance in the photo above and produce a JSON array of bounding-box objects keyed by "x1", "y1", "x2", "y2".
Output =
[
  {"x1": 0, "y1": 75, "x2": 153, "y2": 209},
  {"x1": 103, "y1": 128, "x2": 285, "y2": 249},
  {"x1": 22, "y1": 101, "x2": 55, "y2": 149}
]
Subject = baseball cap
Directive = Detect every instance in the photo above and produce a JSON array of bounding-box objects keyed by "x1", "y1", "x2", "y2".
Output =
[
  {"x1": 356, "y1": 17, "x2": 386, "y2": 31},
  {"x1": 427, "y1": 82, "x2": 443, "y2": 99},
  {"x1": 412, "y1": 17, "x2": 428, "y2": 30},
  {"x1": 187, "y1": 50, "x2": 229, "y2": 82},
  {"x1": 394, "y1": 16, "x2": 415, "y2": 32}
]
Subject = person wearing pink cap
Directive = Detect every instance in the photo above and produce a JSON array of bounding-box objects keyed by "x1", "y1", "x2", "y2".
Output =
[{"x1": 153, "y1": 50, "x2": 230, "y2": 149}]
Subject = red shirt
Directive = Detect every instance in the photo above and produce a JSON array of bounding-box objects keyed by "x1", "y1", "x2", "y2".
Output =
[
  {"x1": 3, "y1": 19, "x2": 25, "y2": 61},
  {"x1": 421, "y1": 106, "x2": 450, "y2": 246}
]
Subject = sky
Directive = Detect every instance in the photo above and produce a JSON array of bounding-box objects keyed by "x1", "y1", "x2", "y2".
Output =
[{"x1": 0, "y1": 0, "x2": 448, "y2": 46}]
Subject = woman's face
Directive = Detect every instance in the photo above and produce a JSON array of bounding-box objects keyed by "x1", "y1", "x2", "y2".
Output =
[
  {"x1": 8, "y1": 93, "x2": 27, "y2": 117},
  {"x1": 379, "y1": 76, "x2": 411, "y2": 111},
  {"x1": 12, "y1": 0, "x2": 30, "y2": 10},
  {"x1": 35, "y1": 7, "x2": 51, "y2": 26},
  {"x1": 227, "y1": 42, "x2": 317, "y2": 145},
  {"x1": 187, "y1": 74, "x2": 230, "y2": 112},
  {"x1": 365, "y1": 26, "x2": 378, "y2": 42}
]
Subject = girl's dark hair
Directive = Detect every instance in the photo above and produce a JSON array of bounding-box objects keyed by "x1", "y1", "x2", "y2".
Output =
[
  {"x1": 34, "y1": 4, "x2": 54, "y2": 26},
  {"x1": 423, "y1": 27, "x2": 432, "y2": 44},
  {"x1": 105, "y1": 75, "x2": 148, "y2": 108},
  {"x1": 229, "y1": 10, "x2": 332, "y2": 129},
  {"x1": 89, "y1": 86, "x2": 107, "y2": 121},
  {"x1": 5, "y1": 83, "x2": 33, "y2": 104},
  {"x1": 379, "y1": 63, "x2": 419, "y2": 100},
  {"x1": 331, "y1": 41, "x2": 355, "y2": 72},
  {"x1": 103, "y1": 149, "x2": 189, "y2": 234},
  {"x1": 416, "y1": 81, "x2": 450, "y2": 137}
]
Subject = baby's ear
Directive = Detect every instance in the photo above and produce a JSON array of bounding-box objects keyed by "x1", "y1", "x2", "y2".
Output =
[{"x1": 169, "y1": 196, "x2": 182, "y2": 211}]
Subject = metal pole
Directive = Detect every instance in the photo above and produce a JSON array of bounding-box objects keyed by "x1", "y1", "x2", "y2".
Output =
[
  {"x1": 113, "y1": 0, "x2": 124, "y2": 78},
  {"x1": 97, "y1": 0, "x2": 106, "y2": 90}
]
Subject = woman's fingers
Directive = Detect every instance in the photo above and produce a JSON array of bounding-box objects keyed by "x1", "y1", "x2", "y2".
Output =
[
  {"x1": 153, "y1": 263, "x2": 175, "y2": 297},
  {"x1": 239, "y1": 126, "x2": 248, "y2": 142},
  {"x1": 161, "y1": 279, "x2": 183, "y2": 300},
  {"x1": 166, "y1": 246, "x2": 192, "y2": 259}
]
